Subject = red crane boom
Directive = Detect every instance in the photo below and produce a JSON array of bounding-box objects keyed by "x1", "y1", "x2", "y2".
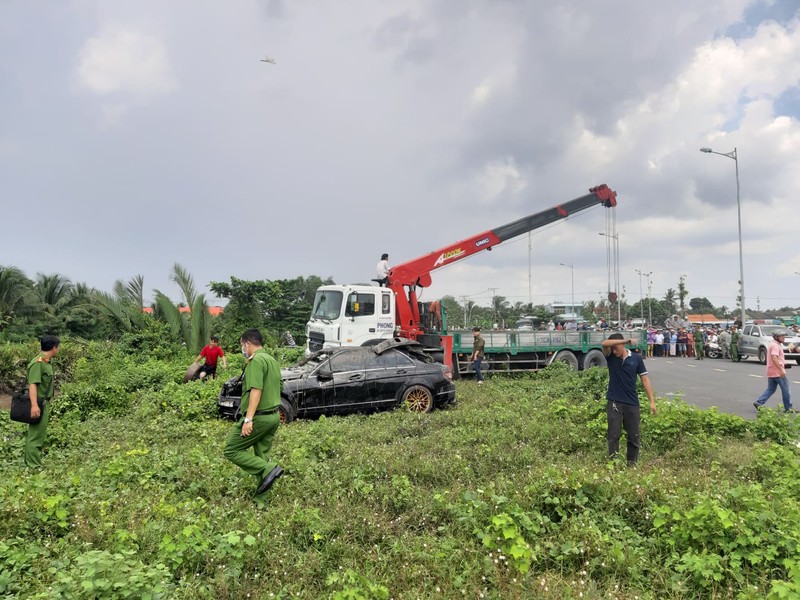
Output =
[{"x1": 388, "y1": 184, "x2": 617, "y2": 339}]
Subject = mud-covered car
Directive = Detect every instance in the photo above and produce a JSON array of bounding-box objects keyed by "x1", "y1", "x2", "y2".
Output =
[{"x1": 218, "y1": 338, "x2": 456, "y2": 421}]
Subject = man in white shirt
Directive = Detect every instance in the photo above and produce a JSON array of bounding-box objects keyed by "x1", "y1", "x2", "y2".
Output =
[
  {"x1": 654, "y1": 330, "x2": 665, "y2": 357},
  {"x1": 376, "y1": 253, "x2": 390, "y2": 286}
]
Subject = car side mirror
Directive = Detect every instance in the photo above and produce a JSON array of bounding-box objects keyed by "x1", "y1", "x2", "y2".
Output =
[{"x1": 318, "y1": 367, "x2": 333, "y2": 380}]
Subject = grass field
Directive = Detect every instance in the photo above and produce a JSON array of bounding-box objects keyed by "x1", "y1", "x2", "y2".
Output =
[{"x1": 2, "y1": 359, "x2": 800, "y2": 599}]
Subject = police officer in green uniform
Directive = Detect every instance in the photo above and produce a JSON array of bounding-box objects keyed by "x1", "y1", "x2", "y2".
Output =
[
  {"x1": 730, "y1": 326, "x2": 741, "y2": 362},
  {"x1": 24, "y1": 335, "x2": 60, "y2": 468},
  {"x1": 223, "y1": 329, "x2": 284, "y2": 497},
  {"x1": 693, "y1": 328, "x2": 705, "y2": 360}
]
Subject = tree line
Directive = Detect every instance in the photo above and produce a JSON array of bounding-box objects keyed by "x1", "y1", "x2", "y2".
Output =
[
  {"x1": 0, "y1": 262, "x2": 771, "y2": 351},
  {"x1": 0, "y1": 263, "x2": 331, "y2": 353}
]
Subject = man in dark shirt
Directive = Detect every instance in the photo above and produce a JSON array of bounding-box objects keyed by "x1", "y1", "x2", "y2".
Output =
[
  {"x1": 602, "y1": 333, "x2": 657, "y2": 466},
  {"x1": 471, "y1": 327, "x2": 485, "y2": 384}
]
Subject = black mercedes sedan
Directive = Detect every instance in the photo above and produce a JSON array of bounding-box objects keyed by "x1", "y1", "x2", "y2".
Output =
[{"x1": 217, "y1": 338, "x2": 456, "y2": 422}]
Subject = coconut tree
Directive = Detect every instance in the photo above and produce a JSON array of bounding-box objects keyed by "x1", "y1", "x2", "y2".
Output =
[
  {"x1": 113, "y1": 274, "x2": 145, "y2": 309},
  {"x1": 94, "y1": 274, "x2": 148, "y2": 334},
  {"x1": 34, "y1": 273, "x2": 74, "y2": 315},
  {"x1": 0, "y1": 265, "x2": 37, "y2": 330},
  {"x1": 153, "y1": 264, "x2": 210, "y2": 354}
]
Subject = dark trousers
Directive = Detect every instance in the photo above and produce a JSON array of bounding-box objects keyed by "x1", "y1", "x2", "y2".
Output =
[
  {"x1": 474, "y1": 357, "x2": 483, "y2": 382},
  {"x1": 606, "y1": 401, "x2": 641, "y2": 465}
]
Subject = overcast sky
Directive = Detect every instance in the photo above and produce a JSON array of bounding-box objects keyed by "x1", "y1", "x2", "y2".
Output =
[{"x1": 2, "y1": 1, "x2": 800, "y2": 315}]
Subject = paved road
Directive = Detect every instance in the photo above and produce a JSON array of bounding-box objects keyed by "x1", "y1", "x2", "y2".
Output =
[{"x1": 642, "y1": 355, "x2": 799, "y2": 419}]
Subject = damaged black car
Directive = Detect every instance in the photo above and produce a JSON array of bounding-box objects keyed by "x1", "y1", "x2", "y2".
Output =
[{"x1": 218, "y1": 338, "x2": 456, "y2": 422}]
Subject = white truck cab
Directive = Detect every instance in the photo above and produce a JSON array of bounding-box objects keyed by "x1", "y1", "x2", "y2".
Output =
[{"x1": 306, "y1": 285, "x2": 397, "y2": 353}]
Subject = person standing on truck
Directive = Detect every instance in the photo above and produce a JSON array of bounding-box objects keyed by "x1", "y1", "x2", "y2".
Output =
[
  {"x1": 753, "y1": 329, "x2": 793, "y2": 413},
  {"x1": 602, "y1": 333, "x2": 657, "y2": 466},
  {"x1": 471, "y1": 327, "x2": 485, "y2": 385},
  {"x1": 376, "y1": 253, "x2": 390, "y2": 286},
  {"x1": 195, "y1": 336, "x2": 227, "y2": 379}
]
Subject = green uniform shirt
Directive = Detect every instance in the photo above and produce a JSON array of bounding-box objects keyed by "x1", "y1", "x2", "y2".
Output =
[
  {"x1": 240, "y1": 348, "x2": 282, "y2": 414},
  {"x1": 473, "y1": 336, "x2": 485, "y2": 359},
  {"x1": 27, "y1": 354, "x2": 54, "y2": 400}
]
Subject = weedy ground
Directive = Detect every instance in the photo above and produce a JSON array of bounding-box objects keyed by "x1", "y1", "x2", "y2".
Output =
[{"x1": 1, "y1": 345, "x2": 800, "y2": 599}]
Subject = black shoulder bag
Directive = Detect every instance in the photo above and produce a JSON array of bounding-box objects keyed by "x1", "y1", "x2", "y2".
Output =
[{"x1": 10, "y1": 388, "x2": 44, "y2": 425}]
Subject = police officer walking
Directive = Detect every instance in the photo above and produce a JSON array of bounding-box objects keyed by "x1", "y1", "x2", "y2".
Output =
[
  {"x1": 25, "y1": 335, "x2": 60, "y2": 468},
  {"x1": 223, "y1": 329, "x2": 284, "y2": 498}
]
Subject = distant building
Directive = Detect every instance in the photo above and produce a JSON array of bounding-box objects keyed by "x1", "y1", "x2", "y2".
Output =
[{"x1": 546, "y1": 301, "x2": 583, "y2": 320}]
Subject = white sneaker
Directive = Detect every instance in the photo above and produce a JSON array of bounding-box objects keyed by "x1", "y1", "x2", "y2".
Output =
[{"x1": 477, "y1": 380, "x2": 483, "y2": 385}]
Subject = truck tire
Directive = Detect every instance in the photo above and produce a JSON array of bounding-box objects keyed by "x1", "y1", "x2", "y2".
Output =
[
  {"x1": 553, "y1": 350, "x2": 579, "y2": 371},
  {"x1": 758, "y1": 346, "x2": 768, "y2": 365},
  {"x1": 403, "y1": 385, "x2": 434, "y2": 413},
  {"x1": 581, "y1": 349, "x2": 606, "y2": 370},
  {"x1": 278, "y1": 397, "x2": 295, "y2": 424}
]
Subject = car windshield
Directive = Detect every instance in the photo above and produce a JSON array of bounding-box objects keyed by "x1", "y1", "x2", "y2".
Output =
[
  {"x1": 761, "y1": 326, "x2": 784, "y2": 337},
  {"x1": 311, "y1": 290, "x2": 343, "y2": 320}
]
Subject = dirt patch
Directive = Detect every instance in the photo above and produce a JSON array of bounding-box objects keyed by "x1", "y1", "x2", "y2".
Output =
[{"x1": 0, "y1": 394, "x2": 10, "y2": 411}]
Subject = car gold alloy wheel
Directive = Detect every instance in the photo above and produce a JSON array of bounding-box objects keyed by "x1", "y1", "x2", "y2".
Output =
[{"x1": 404, "y1": 385, "x2": 433, "y2": 413}]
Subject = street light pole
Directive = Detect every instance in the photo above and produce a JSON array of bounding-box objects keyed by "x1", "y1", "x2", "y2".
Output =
[
  {"x1": 700, "y1": 147, "x2": 745, "y2": 326},
  {"x1": 559, "y1": 263, "x2": 574, "y2": 320}
]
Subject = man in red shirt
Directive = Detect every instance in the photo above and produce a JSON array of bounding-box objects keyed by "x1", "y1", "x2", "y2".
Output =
[{"x1": 196, "y1": 336, "x2": 227, "y2": 380}]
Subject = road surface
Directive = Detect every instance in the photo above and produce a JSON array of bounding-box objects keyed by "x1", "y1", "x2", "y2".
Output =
[{"x1": 642, "y1": 354, "x2": 798, "y2": 419}]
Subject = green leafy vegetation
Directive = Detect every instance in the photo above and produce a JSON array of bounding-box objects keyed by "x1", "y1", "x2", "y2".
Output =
[{"x1": 1, "y1": 343, "x2": 799, "y2": 598}]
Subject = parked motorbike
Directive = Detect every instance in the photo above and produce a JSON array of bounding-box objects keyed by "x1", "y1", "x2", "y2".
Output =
[{"x1": 706, "y1": 341, "x2": 722, "y2": 359}]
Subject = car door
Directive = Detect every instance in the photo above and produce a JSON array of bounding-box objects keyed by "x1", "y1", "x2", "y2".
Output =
[
  {"x1": 367, "y1": 349, "x2": 417, "y2": 404},
  {"x1": 739, "y1": 325, "x2": 754, "y2": 355},
  {"x1": 299, "y1": 350, "x2": 366, "y2": 416},
  {"x1": 322, "y1": 350, "x2": 369, "y2": 414}
]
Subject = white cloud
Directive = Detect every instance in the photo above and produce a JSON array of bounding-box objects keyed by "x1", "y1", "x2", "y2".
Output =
[{"x1": 75, "y1": 28, "x2": 177, "y2": 97}]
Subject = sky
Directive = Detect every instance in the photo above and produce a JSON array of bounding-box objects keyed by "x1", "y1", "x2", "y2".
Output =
[{"x1": 2, "y1": 0, "x2": 800, "y2": 316}]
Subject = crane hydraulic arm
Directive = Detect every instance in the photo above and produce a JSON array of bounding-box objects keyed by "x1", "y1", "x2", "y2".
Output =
[{"x1": 389, "y1": 184, "x2": 618, "y2": 338}]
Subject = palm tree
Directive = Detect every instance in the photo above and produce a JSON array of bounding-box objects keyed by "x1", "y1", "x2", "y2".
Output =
[
  {"x1": 34, "y1": 273, "x2": 74, "y2": 315},
  {"x1": 0, "y1": 266, "x2": 37, "y2": 330},
  {"x1": 153, "y1": 264, "x2": 210, "y2": 354},
  {"x1": 95, "y1": 274, "x2": 148, "y2": 333},
  {"x1": 113, "y1": 274, "x2": 145, "y2": 309}
]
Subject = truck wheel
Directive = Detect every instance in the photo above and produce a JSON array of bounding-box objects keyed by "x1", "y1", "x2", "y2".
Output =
[
  {"x1": 553, "y1": 350, "x2": 579, "y2": 371},
  {"x1": 581, "y1": 349, "x2": 606, "y2": 369},
  {"x1": 278, "y1": 397, "x2": 295, "y2": 424},
  {"x1": 403, "y1": 385, "x2": 434, "y2": 413},
  {"x1": 758, "y1": 347, "x2": 768, "y2": 365}
]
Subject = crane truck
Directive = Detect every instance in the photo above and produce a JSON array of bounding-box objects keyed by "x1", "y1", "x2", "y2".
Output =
[{"x1": 306, "y1": 184, "x2": 646, "y2": 375}]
